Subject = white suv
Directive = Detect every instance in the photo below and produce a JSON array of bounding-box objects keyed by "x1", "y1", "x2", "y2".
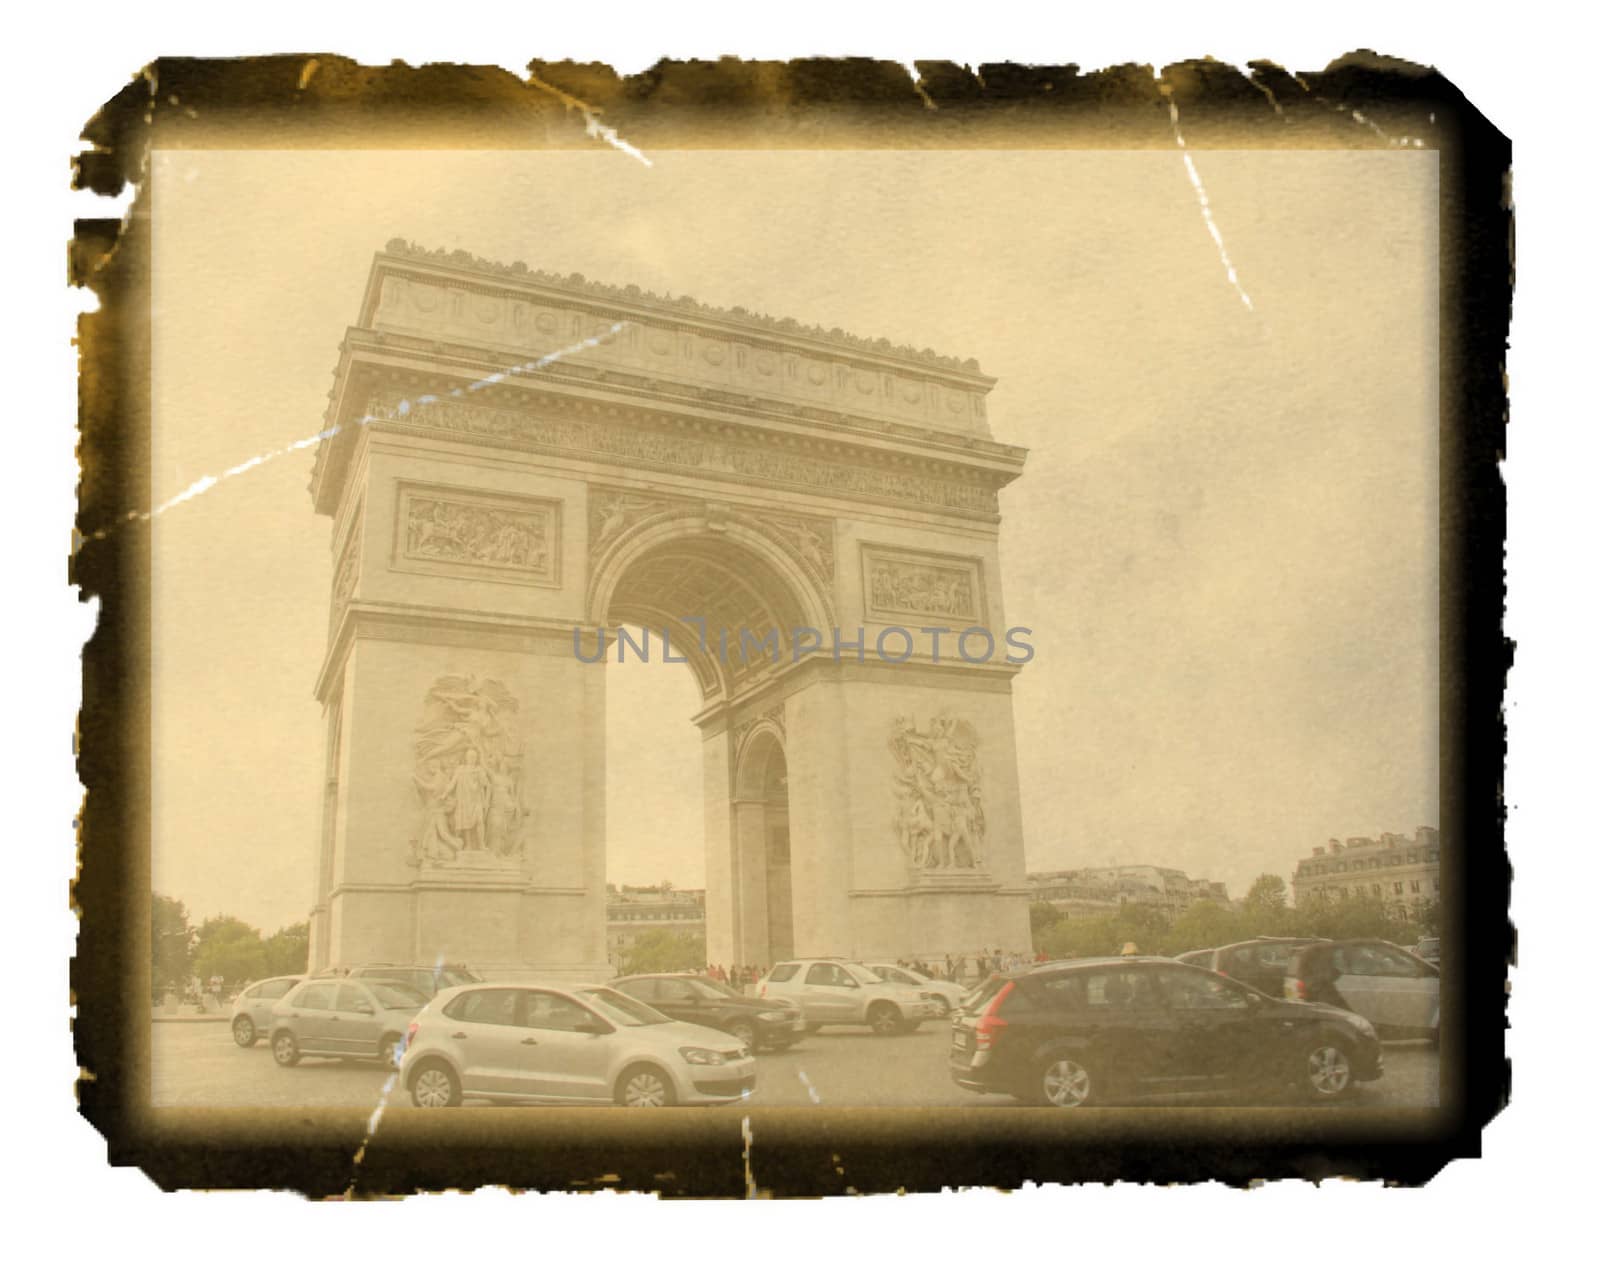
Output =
[{"x1": 758, "y1": 959, "x2": 937, "y2": 1034}]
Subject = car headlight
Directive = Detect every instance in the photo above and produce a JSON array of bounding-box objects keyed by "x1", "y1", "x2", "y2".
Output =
[
  {"x1": 757, "y1": 1011, "x2": 788, "y2": 1021},
  {"x1": 679, "y1": 1047, "x2": 729, "y2": 1066}
]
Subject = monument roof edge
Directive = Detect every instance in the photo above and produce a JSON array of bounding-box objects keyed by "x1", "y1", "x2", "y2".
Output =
[{"x1": 373, "y1": 240, "x2": 994, "y2": 382}]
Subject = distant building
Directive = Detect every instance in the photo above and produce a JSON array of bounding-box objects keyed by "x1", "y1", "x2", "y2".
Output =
[
  {"x1": 1290, "y1": 827, "x2": 1440, "y2": 920},
  {"x1": 605, "y1": 883, "x2": 706, "y2": 972},
  {"x1": 1026, "y1": 865, "x2": 1230, "y2": 919}
]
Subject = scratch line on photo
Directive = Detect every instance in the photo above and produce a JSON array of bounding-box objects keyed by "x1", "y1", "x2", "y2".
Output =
[
  {"x1": 526, "y1": 71, "x2": 653, "y2": 168},
  {"x1": 1159, "y1": 82, "x2": 1255, "y2": 314}
]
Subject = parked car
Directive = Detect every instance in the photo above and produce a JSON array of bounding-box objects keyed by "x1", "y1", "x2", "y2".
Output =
[
  {"x1": 950, "y1": 957, "x2": 1382, "y2": 1106},
  {"x1": 610, "y1": 972, "x2": 806, "y2": 1051},
  {"x1": 268, "y1": 977, "x2": 429, "y2": 1067},
  {"x1": 1284, "y1": 939, "x2": 1440, "y2": 1040},
  {"x1": 1174, "y1": 949, "x2": 1216, "y2": 969},
  {"x1": 1207, "y1": 937, "x2": 1328, "y2": 995},
  {"x1": 230, "y1": 975, "x2": 304, "y2": 1047},
  {"x1": 861, "y1": 962, "x2": 970, "y2": 1016},
  {"x1": 399, "y1": 982, "x2": 755, "y2": 1107},
  {"x1": 1412, "y1": 937, "x2": 1441, "y2": 965},
  {"x1": 342, "y1": 962, "x2": 482, "y2": 1000},
  {"x1": 758, "y1": 959, "x2": 937, "y2": 1033}
]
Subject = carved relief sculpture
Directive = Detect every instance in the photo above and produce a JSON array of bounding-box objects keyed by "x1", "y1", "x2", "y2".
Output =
[
  {"x1": 410, "y1": 676, "x2": 530, "y2": 866},
  {"x1": 399, "y1": 488, "x2": 556, "y2": 583},
  {"x1": 890, "y1": 714, "x2": 987, "y2": 873},
  {"x1": 330, "y1": 523, "x2": 360, "y2": 632},
  {"x1": 862, "y1": 547, "x2": 983, "y2": 623}
]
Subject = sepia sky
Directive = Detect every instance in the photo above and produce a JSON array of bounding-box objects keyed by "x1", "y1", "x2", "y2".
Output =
[{"x1": 151, "y1": 147, "x2": 1438, "y2": 932}]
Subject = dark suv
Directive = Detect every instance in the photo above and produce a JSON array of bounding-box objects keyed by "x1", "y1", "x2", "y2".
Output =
[
  {"x1": 1207, "y1": 937, "x2": 1327, "y2": 996},
  {"x1": 610, "y1": 972, "x2": 806, "y2": 1051},
  {"x1": 949, "y1": 957, "x2": 1382, "y2": 1106}
]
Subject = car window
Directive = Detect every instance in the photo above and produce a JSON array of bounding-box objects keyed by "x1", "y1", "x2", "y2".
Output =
[
  {"x1": 766, "y1": 963, "x2": 801, "y2": 984},
  {"x1": 336, "y1": 983, "x2": 376, "y2": 1014},
  {"x1": 369, "y1": 982, "x2": 427, "y2": 1009},
  {"x1": 807, "y1": 963, "x2": 846, "y2": 987},
  {"x1": 613, "y1": 977, "x2": 657, "y2": 1002},
  {"x1": 656, "y1": 978, "x2": 697, "y2": 1001},
  {"x1": 293, "y1": 983, "x2": 333, "y2": 1010},
  {"x1": 872, "y1": 966, "x2": 911, "y2": 985},
  {"x1": 1159, "y1": 969, "x2": 1252, "y2": 1010},
  {"x1": 581, "y1": 987, "x2": 672, "y2": 1027},
  {"x1": 444, "y1": 988, "x2": 521, "y2": 1025},
  {"x1": 1372, "y1": 946, "x2": 1431, "y2": 978},
  {"x1": 1081, "y1": 970, "x2": 1163, "y2": 1010},
  {"x1": 524, "y1": 992, "x2": 599, "y2": 1032},
  {"x1": 258, "y1": 978, "x2": 296, "y2": 999},
  {"x1": 1035, "y1": 974, "x2": 1087, "y2": 1010},
  {"x1": 841, "y1": 964, "x2": 881, "y2": 986},
  {"x1": 689, "y1": 977, "x2": 739, "y2": 1000}
]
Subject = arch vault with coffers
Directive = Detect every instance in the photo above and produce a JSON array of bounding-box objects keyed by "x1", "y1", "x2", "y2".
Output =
[{"x1": 306, "y1": 241, "x2": 1034, "y2": 978}]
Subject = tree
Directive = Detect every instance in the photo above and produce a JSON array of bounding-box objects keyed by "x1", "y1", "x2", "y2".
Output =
[
  {"x1": 151, "y1": 894, "x2": 194, "y2": 998},
  {"x1": 192, "y1": 915, "x2": 269, "y2": 989},
  {"x1": 1028, "y1": 900, "x2": 1061, "y2": 948},
  {"x1": 263, "y1": 921, "x2": 310, "y2": 975},
  {"x1": 1162, "y1": 899, "x2": 1243, "y2": 954},
  {"x1": 1241, "y1": 874, "x2": 1292, "y2": 936},
  {"x1": 620, "y1": 928, "x2": 706, "y2": 976}
]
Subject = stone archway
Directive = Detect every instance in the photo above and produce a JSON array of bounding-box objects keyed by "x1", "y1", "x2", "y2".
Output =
[{"x1": 306, "y1": 241, "x2": 1035, "y2": 979}]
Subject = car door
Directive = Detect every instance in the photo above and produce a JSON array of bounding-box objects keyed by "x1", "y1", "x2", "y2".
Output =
[
  {"x1": 520, "y1": 992, "x2": 615, "y2": 1100},
  {"x1": 443, "y1": 988, "x2": 530, "y2": 1095},
  {"x1": 654, "y1": 977, "x2": 715, "y2": 1030},
  {"x1": 801, "y1": 963, "x2": 861, "y2": 1022},
  {"x1": 1073, "y1": 969, "x2": 1177, "y2": 1092},
  {"x1": 1367, "y1": 943, "x2": 1439, "y2": 1033},
  {"x1": 331, "y1": 983, "x2": 384, "y2": 1055},
  {"x1": 285, "y1": 981, "x2": 338, "y2": 1049},
  {"x1": 1154, "y1": 967, "x2": 1262, "y2": 1089}
]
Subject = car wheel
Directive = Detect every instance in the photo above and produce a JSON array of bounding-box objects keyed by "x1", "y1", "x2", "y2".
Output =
[
  {"x1": 377, "y1": 1034, "x2": 402, "y2": 1068},
  {"x1": 1302, "y1": 1040, "x2": 1354, "y2": 1100},
  {"x1": 410, "y1": 1061, "x2": 460, "y2": 1108},
  {"x1": 1036, "y1": 1055, "x2": 1096, "y2": 1108},
  {"x1": 728, "y1": 1020, "x2": 757, "y2": 1052},
  {"x1": 617, "y1": 1066, "x2": 675, "y2": 1108},
  {"x1": 867, "y1": 1003, "x2": 902, "y2": 1035},
  {"x1": 271, "y1": 1032, "x2": 300, "y2": 1067},
  {"x1": 231, "y1": 1016, "x2": 256, "y2": 1048}
]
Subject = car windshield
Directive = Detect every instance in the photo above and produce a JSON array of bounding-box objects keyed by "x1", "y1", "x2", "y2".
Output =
[
  {"x1": 582, "y1": 987, "x2": 673, "y2": 1026},
  {"x1": 441, "y1": 968, "x2": 479, "y2": 986},
  {"x1": 687, "y1": 977, "x2": 739, "y2": 999},
  {"x1": 369, "y1": 982, "x2": 427, "y2": 1009},
  {"x1": 842, "y1": 963, "x2": 884, "y2": 985}
]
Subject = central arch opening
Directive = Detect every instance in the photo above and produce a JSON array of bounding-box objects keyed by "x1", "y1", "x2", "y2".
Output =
[{"x1": 596, "y1": 520, "x2": 822, "y2": 974}]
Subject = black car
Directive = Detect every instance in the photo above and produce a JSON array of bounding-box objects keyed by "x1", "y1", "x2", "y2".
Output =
[
  {"x1": 950, "y1": 957, "x2": 1382, "y2": 1107},
  {"x1": 1207, "y1": 937, "x2": 1327, "y2": 996},
  {"x1": 611, "y1": 972, "x2": 807, "y2": 1051}
]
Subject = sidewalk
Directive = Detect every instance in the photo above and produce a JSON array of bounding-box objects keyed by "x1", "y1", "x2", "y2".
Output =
[{"x1": 151, "y1": 1001, "x2": 231, "y2": 1024}]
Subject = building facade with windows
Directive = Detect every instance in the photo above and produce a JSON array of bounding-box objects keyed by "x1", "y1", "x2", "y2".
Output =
[
  {"x1": 605, "y1": 884, "x2": 706, "y2": 973},
  {"x1": 1026, "y1": 865, "x2": 1231, "y2": 920},
  {"x1": 1290, "y1": 827, "x2": 1440, "y2": 920}
]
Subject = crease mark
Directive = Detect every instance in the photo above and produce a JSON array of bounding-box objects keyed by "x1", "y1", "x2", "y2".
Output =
[
  {"x1": 1275, "y1": 68, "x2": 1428, "y2": 149},
  {"x1": 526, "y1": 71, "x2": 653, "y2": 167},
  {"x1": 347, "y1": 1066, "x2": 400, "y2": 1194},
  {"x1": 78, "y1": 323, "x2": 627, "y2": 545},
  {"x1": 741, "y1": 1113, "x2": 760, "y2": 1198},
  {"x1": 901, "y1": 62, "x2": 938, "y2": 110},
  {"x1": 1158, "y1": 81, "x2": 1255, "y2": 314},
  {"x1": 796, "y1": 1067, "x2": 822, "y2": 1104}
]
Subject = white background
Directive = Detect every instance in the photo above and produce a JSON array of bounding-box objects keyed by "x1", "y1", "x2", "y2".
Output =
[{"x1": 10, "y1": 0, "x2": 1588, "y2": 1270}]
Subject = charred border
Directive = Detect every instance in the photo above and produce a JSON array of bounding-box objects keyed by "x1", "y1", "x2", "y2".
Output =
[{"x1": 70, "y1": 52, "x2": 1510, "y2": 1196}]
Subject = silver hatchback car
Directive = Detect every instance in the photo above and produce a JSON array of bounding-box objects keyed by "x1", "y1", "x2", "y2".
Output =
[
  {"x1": 230, "y1": 975, "x2": 303, "y2": 1047},
  {"x1": 399, "y1": 982, "x2": 756, "y2": 1107},
  {"x1": 758, "y1": 959, "x2": 937, "y2": 1033},
  {"x1": 268, "y1": 977, "x2": 428, "y2": 1067}
]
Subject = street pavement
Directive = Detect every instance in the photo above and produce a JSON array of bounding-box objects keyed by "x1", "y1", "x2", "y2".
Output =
[{"x1": 151, "y1": 1019, "x2": 1440, "y2": 1110}]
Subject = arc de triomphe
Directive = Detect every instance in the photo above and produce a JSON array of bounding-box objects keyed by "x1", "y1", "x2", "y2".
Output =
[{"x1": 306, "y1": 240, "x2": 1033, "y2": 978}]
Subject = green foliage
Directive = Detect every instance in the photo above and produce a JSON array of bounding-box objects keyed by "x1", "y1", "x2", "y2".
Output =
[
  {"x1": 1038, "y1": 904, "x2": 1170, "y2": 961},
  {"x1": 1240, "y1": 874, "x2": 1292, "y2": 936},
  {"x1": 1028, "y1": 900, "x2": 1061, "y2": 947},
  {"x1": 151, "y1": 894, "x2": 194, "y2": 996},
  {"x1": 263, "y1": 921, "x2": 310, "y2": 976},
  {"x1": 620, "y1": 928, "x2": 706, "y2": 976},
  {"x1": 1162, "y1": 899, "x2": 1239, "y2": 954},
  {"x1": 192, "y1": 915, "x2": 268, "y2": 989}
]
